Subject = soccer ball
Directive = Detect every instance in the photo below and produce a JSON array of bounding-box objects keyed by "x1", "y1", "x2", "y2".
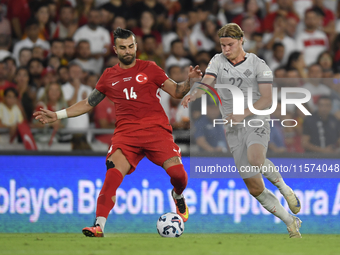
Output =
[{"x1": 156, "y1": 212, "x2": 184, "y2": 237}]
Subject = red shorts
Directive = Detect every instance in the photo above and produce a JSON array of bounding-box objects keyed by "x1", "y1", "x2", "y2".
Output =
[{"x1": 106, "y1": 125, "x2": 181, "y2": 174}]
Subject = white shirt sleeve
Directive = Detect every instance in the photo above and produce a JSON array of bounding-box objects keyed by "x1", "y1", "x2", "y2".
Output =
[{"x1": 205, "y1": 54, "x2": 220, "y2": 78}]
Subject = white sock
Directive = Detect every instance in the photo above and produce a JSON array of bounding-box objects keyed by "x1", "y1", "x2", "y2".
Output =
[
  {"x1": 172, "y1": 190, "x2": 183, "y2": 199},
  {"x1": 256, "y1": 188, "x2": 294, "y2": 226},
  {"x1": 261, "y1": 159, "x2": 291, "y2": 196},
  {"x1": 95, "y1": 216, "x2": 107, "y2": 231}
]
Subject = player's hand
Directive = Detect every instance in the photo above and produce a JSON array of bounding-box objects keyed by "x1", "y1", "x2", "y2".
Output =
[
  {"x1": 33, "y1": 108, "x2": 58, "y2": 124},
  {"x1": 181, "y1": 95, "x2": 191, "y2": 108},
  {"x1": 188, "y1": 65, "x2": 203, "y2": 79},
  {"x1": 226, "y1": 114, "x2": 245, "y2": 123}
]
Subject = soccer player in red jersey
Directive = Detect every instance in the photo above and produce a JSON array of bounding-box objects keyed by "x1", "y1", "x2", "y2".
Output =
[{"x1": 34, "y1": 28, "x2": 202, "y2": 237}]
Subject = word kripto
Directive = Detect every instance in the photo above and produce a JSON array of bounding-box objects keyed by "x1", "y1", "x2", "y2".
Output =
[{"x1": 1, "y1": 179, "x2": 340, "y2": 223}]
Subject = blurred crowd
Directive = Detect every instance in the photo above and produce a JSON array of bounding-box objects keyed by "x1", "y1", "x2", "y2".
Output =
[{"x1": 0, "y1": 0, "x2": 340, "y2": 154}]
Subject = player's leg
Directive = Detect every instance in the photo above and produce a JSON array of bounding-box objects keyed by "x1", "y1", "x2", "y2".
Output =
[
  {"x1": 163, "y1": 156, "x2": 189, "y2": 222},
  {"x1": 82, "y1": 148, "x2": 131, "y2": 237},
  {"x1": 258, "y1": 158, "x2": 301, "y2": 214},
  {"x1": 246, "y1": 144, "x2": 302, "y2": 238},
  {"x1": 247, "y1": 124, "x2": 301, "y2": 214},
  {"x1": 143, "y1": 127, "x2": 189, "y2": 222}
]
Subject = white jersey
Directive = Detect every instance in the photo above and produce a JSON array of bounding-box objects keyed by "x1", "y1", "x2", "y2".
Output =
[{"x1": 205, "y1": 52, "x2": 273, "y2": 125}]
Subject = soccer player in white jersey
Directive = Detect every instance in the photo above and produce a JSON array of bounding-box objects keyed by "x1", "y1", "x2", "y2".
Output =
[{"x1": 182, "y1": 23, "x2": 302, "y2": 238}]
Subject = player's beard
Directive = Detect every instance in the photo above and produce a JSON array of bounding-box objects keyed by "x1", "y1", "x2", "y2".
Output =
[{"x1": 119, "y1": 53, "x2": 136, "y2": 65}]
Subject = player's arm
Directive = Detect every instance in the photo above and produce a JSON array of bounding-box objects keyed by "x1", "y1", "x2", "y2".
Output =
[
  {"x1": 162, "y1": 65, "x2": 203, "y2": 99},
  {"x1": 181, "y1": 74, "x2": 215, "y2": 108},
  {"x1": 227, "y1": 83, "x2": 272, "y2": 122},
  {"x1": 33, "y1": 89, "x2": 106, "y2": 124}
]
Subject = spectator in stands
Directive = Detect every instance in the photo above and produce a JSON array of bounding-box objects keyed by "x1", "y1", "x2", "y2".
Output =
[
  {"x1": 159, "y1": 65, "x2": 189, "y2": 130},
  {"x1": 31, "y1": 3, "x2": 51, "y2": 41},
  {"x1": 0, "y1": 87, "x2": 23, "y2": 143},
  {"x1": 0, "y1": 34, "x2": 12, "y2": 61},
  {"x1": 31, "y1": 46, "x2": 45, "y2": 61},
  {"x1": 48, "y1": 55, "x2": 60, "y2": 72},
  {"x1": 138, "y1": 35, "x2": 164, "y2": 69},
  {"x1": 165, "y1": 39, "x2": 191, "y2": 72},
  {"x1": 93, "y1": 96, "x2": 116, "y2": 145},
  {"x1": 75, "y1": 0, "x2": 95, "y2": 27},
  {"x1": 18, "y1": 48, "x2": 32, "y2": 67},
  {"x1": 100, "y1": 1, "x2": 129, "y2": 21},
  {"x1": 190, "y1": 13, "x2": 216, "y2": 53},
  {"x1": 61, "y1": 63, "x2": 91, "y2": 130},
  {"x1": 33, "y1": 82, "x2": 67, "y2": 143},
  {"x1": 6, "y1": 0, "x2": 31, "y2": 39},
  {"x1": 105, "y1": 56, "x2": 119, "y2": 69},
  {"x1": 162, "y1": 12, "x2": 197, "y2": 57},
  {"x1": 47, "y1": 1, "x2": 57, "y2": 24},
  {"x1": 267, "y1": 42, "x2": 285, "y2": 71},
  {"x1": 241, "y1": 16, "x2": 258, "y2": 53},
  {"x1": 86, "y1": 72, "x2": 99, "y2": 89},
  {"x1": 12, "y1": 18, "x2": 50, "y2": 65},
  {"x1": 132, "y1": 10, "x2": 163, "y2": 56},
  {"x1": 286, "y1": 51, "x2": 308, "y2": 78},
  {"x1": 202, "y1": 15, "x2": 221, "y2": 55},
  {"x1": 263, "y1": 0, "x2": 299, "y2": 33},
  {"x1": 73, "y1": 9, "x2": 111, "y2": 73},
  {"x1": 263, "y1": 14, "x2": 296, "y2": 65},
  {"x1": 302, "y1": 96, "x2": 340, "y2": 153},
  {"x1": 28, "y1": 58, "x2": 44, "y2": 90},
  {"x1": 329, "y1": 73, "x2": 340, "y2": 120},
  {"x1": 64, "y1": 38, "x2": 76, "y2": 61},
  {"x1": 194, "y1": 51, "x2": 211, "y2": 66},
  {"x1": 251, "y1": 32, "x2": 265, "y2": 57},
  {"x1": 57, "y1": 65, "x2": 70, "y2": 85},
  {"x1": 283, "y1": 112, "x2": 304, "y2": 153},
  {"x1": 130, "y1": 0, "x2": 167, "y2": 30},
  {"x1": 317, "y1": 51, "x2": 334, "y2": 78},
  {"x1": 0, "y1": 60, "x2": 16, "y2": 102},
  {"x1": 50, "y1": 39, "x2": 68, "y2": 66},
  {"x1": 98, "y1": 4, "x2": 115, "y2": 30},
  {"x1": 286, "y1": 16, "x2": 298, "y2": 38},
  {"x1": 0, "y1": 5, "x2": 11, "y2": 37},
  {"x1": 311, "y1": 0, "x2": 335, "y2": 37},
  {"x1": 296, "y1": 8, "x2": 328, "y2": 67},
  {"x1": 303, "y1": 63, "x2": 331, "y2": 112},
  {"x1": 73, "y1": 40, "x2": 101, "y2": 75},
  {"x1": 4, "y1": 57, "x2": 16, "y2": 83},
  {"x1": 269, "y1": 101, "x2": 287, "y2": 153},
  {"x1": 194, "y1": 97, "x2": 227, "y2": 153},
  {"x1": 232, "y1": 0, "x2": 263, "y2": 33},
  {"x1": 50, "y1": 5, "x2": 78, "y2": 39},
  {"x1": 14, "y1": 67, "x2": 35, "y2": 122}
]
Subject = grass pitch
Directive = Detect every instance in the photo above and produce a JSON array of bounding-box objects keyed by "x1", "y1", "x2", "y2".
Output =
[{"x1": 1, "y1": 233, "x2": 339, "y2": 255}]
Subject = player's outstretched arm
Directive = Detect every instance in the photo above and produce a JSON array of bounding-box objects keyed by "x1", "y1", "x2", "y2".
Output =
[
  {"x1": 34, "y1": 89, "x2": 105, "y2": 124},
  {"x1": 162, "y1": 65, "x2": 203, "y2": 99},
  {"x1": 181, "y1": 74, "x2": 216, "y2": 108}
]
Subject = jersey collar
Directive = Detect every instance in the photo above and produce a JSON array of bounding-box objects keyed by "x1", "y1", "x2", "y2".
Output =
[{"x1": 227, "y1": 52, "x2": 249, "y2": 67}]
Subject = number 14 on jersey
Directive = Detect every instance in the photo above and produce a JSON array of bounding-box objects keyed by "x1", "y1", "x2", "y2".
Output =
[{"x1": 123, "y1": 87, "x2": 137, "y2": 100}]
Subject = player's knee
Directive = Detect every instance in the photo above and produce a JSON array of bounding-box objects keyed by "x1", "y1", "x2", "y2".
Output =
[
  {"x1": 248, "y1": 154, "x2": 265, "y2": 168},
  {"x1": 248, "y1": 186, "x2": 264, "y2": 197},
  {"x1": 106, "y1": 160, "x2": 116, "y2": 170}
]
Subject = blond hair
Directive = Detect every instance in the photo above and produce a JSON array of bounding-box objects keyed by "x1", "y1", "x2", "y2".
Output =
[{"x1": 218, "y1": 23, "x2": 244, "y2": 44}]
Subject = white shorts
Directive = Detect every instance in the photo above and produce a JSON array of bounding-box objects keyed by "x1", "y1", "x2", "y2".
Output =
[{"x1": 226, "y1": 121, "x2": 270, "y2": 179}]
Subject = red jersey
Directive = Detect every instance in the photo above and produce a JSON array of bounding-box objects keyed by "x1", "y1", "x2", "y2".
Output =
[{"x1": 95, "y1": 60, "x2": 170, "y2": 133}]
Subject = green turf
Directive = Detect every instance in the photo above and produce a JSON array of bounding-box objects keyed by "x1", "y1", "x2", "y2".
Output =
[{"x1": 1, "y1": 233, "x2": 340, "y2": 255}]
